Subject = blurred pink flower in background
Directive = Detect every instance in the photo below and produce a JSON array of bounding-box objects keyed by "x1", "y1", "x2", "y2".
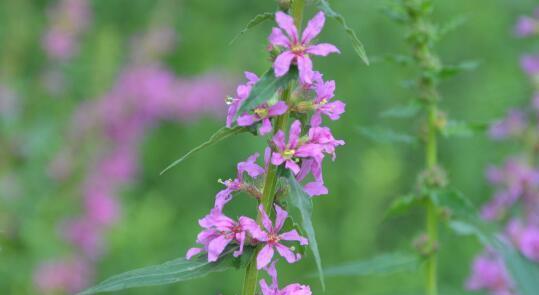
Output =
[
  {"x1": 42, "y1": 0, "x2": 91, "y2": 61},
  {"x1": 33, "y1": 258, "x2": 93, "y2": 295},
  {"x1": 466, "y1": 252, "x2": 514, "y2": 295},
  {"x1": 468, "y1": 8, "x2": 539, "y2": 295},
  {"x1": 37, "y1": 18, "x2": 231, "y2": 292}
]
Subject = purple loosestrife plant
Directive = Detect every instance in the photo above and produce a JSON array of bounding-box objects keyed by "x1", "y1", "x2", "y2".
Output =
[
  {"x1": 466, "y1": 7, "x2": 539, "y2": 295},
  {"x1": 186, "y1": 9, "x2": 342, "y2": 295},
  {"x1": 79, "y1": 1, "x2": 368, "y2": 294}
]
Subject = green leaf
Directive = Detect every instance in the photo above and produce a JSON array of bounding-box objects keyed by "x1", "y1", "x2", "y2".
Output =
[
  {"x1": 438, "y1": 61, "x2": 480, "y2": 79},
  {"x1": 316, "y1": 0, "x2": 369, "y2": 65},
  {"x1": 234, "y1": 67, "x2": 297, "y2": 119},
  {"x1": 385, "y1": 194, "x2": 423, "y2": 219},
  {"x1": 320, "y1": 252, "x2": 420, "y2": 277},
  {"x1": 229, "y1": 12, "x2": 274, "y2": 45},
  {"x1": 380, "y1": 101, "x2": 422, "y2": 118},
  {"x1": 427, "y1": 187, "x2": 475, "y2": 219},
  {"x1": 358, "y1": 126, "x2": 418, "y2": 145},
  {"x1": 437, "y1": 15, "x2": 467, "y2": 37},
  {"x1": 78, "y1": 247, "x2": 253, "y2": 294},
  {"x1": 286, "y1": 173, "x2": 325, "y2": 290},
  {"x1": 440, "y1": 120, "x2": 488, "y2": 138},
  {"x1": 496, "y1": 240, "x2": 539, "y2": 295},
  {"x1": 160, "y1": 126, "x2": 249, "y2": 174}
]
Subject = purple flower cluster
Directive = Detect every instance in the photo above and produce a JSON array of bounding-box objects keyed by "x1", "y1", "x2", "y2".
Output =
[
  {"x1": 34, "y1": 27, "x2": 230, "y2": 294},
  {"x1": 42, "y1": 0, "x2": 92, "y2": 61},
  {"x1": 514, "y1": 8, "x2": 539, "y2": 37},
  {"x1": 186, "y1": 11, "x2": 344, "y2": 293},
  {"x1": 467, "y1": 9, "x2": 539, "y2": 295}
]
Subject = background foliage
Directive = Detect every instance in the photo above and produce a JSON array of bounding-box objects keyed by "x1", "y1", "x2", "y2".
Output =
[{"x1": 1, "y1": 0, "x2": 538, "y2": 294}]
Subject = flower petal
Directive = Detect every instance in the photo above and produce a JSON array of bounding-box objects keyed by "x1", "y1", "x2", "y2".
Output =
[
  {"x1": 274, "y1": 51, "x2": 296, "y2": 77},
  {"x1": 272, "y1": 130, "x2": 287, "y2": 151},
  {"x1": 258, "y1": 204, "x2": 273, "y2": 232},
  {"x1": 244, "y1": 71, "x2": 259, "y2": 84},
  {"x1": 259, "y1": 118, "x2": 273, "y2": 135},
  {"x1": 306, "y1": 43, "x2": 340, "y2": 56},
  {"x1": 237, "y1": 113, "x2": 259, "y2": 126},
  {"x1": 280, "y1": 229, "x2": 309, "y2": 245},
  {"x1": 268, "y1": 101, "x2": 288, "y2": 116},
  {"x1": 289, "y1": 120, "x2": 302, "y2": 148},
  {"x1": 186, "y1": 247, "x2": 203, "y2": 260},
  {"x1": 257, "y1": 244, "x2": 275, "y2": 270},
  {"x1": 297, "y1": 55, "x2": 314, "y2": 85},
  {"x1": 269, "y1": 27, "x2": 290, "y2": 48},
  {"x1": 265, "y1": 261, "x2": 279, "y2": 289},
  {"x1": 208, "y1": 235, "x2": 232, "y2": 262},
  {"x1": 302, "y1": 11, "x2": 325, "y2": 44},
  {"x1": 238, "y1": 153, "x2": 265, "y2": 178},
  {"x1": 310, "y1": 111, "x2": 322, "y2": 127},
  {"x1": 271, "y1": 152, "x2": 286, "y2": 166},
  {"x1": 274, "y1": 204, "x2": 288, "y2": 232},
  {"x1": 214, "y1": 188, "x2": 233, "y2": 211},
  {"x1": 286, "y1": 159, "x2": 301, "y2": 175},
  {"x1": 259, "y1": 279, "x2": 273, "y2": 295},
  {"x1": 303, "y1": 181, "x2": 328, "y2": 197},
  {"x1": 275, "y1": 243, "x2": 299, "y2": 263},
  {"x1": 233, "y1": 231, "x2": 246, "y2": 257},
  {"x1": 275, "y1": 11, "x2": 298, "y2": 42}
]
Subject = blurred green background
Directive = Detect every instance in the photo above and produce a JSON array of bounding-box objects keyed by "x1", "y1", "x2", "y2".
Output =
[{"x1": 1, "y1": 0, "x2": 537, "y2": 294}]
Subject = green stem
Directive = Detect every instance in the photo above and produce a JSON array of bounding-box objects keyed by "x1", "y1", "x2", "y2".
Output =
[
  {"x1": 241, "y1": 85, "x2": 292, "y2": 295},
  {"x1": 425, "y1": 104, "x2": 438, "y2": 295},
  {"x1": 241, "y1": 2, "x2": 304, "y2": 293},
  {"x1": 426, "y1": 199, "x2": 438, "y2": 295},
  {"x1": 403, "y1": 1, "x2": 440, "y2": 294}
]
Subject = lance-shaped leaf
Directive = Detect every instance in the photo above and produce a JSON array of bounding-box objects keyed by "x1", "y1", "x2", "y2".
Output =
[
  {"x1": 441, "y1": 120, "x2": 488, "y2": 138},
  {"x1": 316, "y1": 0, "x2": 369, "y2": 65},
  {"x1": 229, "y1": 12, "x2": 274, "y2": 45},
  {"x1": 380, "y1": 100, "x2": 422, "y2": 118},
  {"x1": 160, "y1": 126, "x2": 249, "y2": 174},
  {"x1": 438, "y1": 60, "x2": 480, "y2": 79},
  {"x1": 78, "y1": 247, "x2": 253, "y2": 294},
  {"x1": 286, "y1": 173, "x2": 325, "y2": 290},
  {"x1": 358, "y1": 126, "x2": 418, "y2": 145},
  {"x1": 385, "y1": 194, "x2": 423, "y2": 219},
  {"x1": 234, "y1": 67, "x2": 297, "y2": 120},
  {"x1": 320, "y1": 252, "x2": 420, "y2": 277}
]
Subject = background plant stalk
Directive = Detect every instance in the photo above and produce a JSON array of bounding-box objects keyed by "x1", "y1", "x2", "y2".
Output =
[{"x1": 403, "y1": 0, "x2": 441, "y2": 294}]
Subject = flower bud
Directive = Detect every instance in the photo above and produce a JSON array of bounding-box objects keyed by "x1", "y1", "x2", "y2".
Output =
[{"x1": 277, "y1": 0, "x2": 291, "y2": 10}]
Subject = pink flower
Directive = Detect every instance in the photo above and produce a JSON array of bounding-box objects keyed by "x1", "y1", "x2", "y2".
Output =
[
  {"x1": 310, "y1": 79, "x2": 345, "y2": 127},
  {"x1": 215, "y1": 153, "x2": 265, "y2": 211},
  {"x1": 260, "y1": 261, "x2": 312, "y2": 295},
  {"x1": 466, "y1": 252, "x2": 513, "y2": 295},
  {"x1": 269, "y1": 11, "x2": 340, "y2": 84},
  {"x1": 308, "y1": 126, "x2": 345, "y2": 161},
  {"x1": 246, "y1": 205, "x2": 308, "y2": 269},
  {"x1": 61, "y1": 217, "x2": 103, "y2": 259},
  {"x1": 508, "y1": 221, "x2": 539, "y2": 262},
  {"x1": 186, "y1": 208, "x2": 257, "y2": 261},
  {"x1": 515, "y1": 16, "x2": 537, "y2": 37},
  {"x1": 237, "y1": 101, "x2": 288, "y2": 135},
  {"x1": 488, "y1": 109, "x2": 527, "y2": 140},
  {"x1": 33, "y1": 258, "x2": 93, "y2": 294},
  {"x1": 226, "y1": 72, "x2": 259, "y2": 127},
  {"x1": 520, "y1": 54, "x2": 539, "y2": 76},
  {"x1": 271, "y1": 120, "x2": 323, "y2": 175}
]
